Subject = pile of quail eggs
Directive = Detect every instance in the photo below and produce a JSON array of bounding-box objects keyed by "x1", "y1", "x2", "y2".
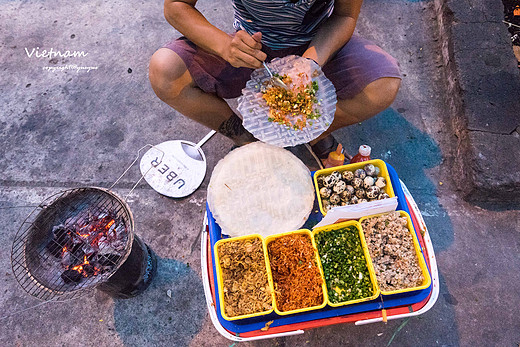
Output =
[{"x1": 316, "y1": 163, "x2": 390, "y2": 211}]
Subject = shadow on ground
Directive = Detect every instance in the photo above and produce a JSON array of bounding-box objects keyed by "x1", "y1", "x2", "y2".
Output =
[{"x1": 113, "y1": 257, "x2": 206, "y2": 346}]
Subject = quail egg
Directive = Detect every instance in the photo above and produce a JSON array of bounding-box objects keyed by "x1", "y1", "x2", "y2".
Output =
[
  {"x1": 333, "y1": 180, "x2": 347, "y2": 194},
  {"x1": 345, "y1": 185, "x2": 355, "y2": 195},
  {"x1": 378, "y1": 192, "x2": 390, "y2": 200},
  {"x1": 322, "y1": 174, "x2": 338, "y2": 188},
  {"x1": 375, "y1": 177, "x2": 386, "y2": 189},
  {"x1": 366, "y1": 186, "x2": 381, "y2": 199},
  {"x1": 358, "y1": 198, "x2": 368, "y2": 204},
  {"x1": 350, "y1": 196, "x2": 359, "y2": 204},
  {"x1": 363, "y1": 176, "x2": 375, "y2": 189},
  {"x1": 340, "y1": 190, "x2": 351, "y2": 201},
  {"x1": 329, "y1": 193, "x2": 341, "y2": 205},
  {"x1": 319, "y1": 187, "x2": 332, "y2": 199},
  {"x1": 322, "y1": 199, "x2": 331, "y2": 210},
  {"x1": 373, "y1": 166, "x2": 381, "y2": 176},
  {"x1": 330, "y1": 170, "x2": 342, "y2": 181},
  {"x1": 355, "y1": 188, "x2": 366, "y2": 199},
  {"x1": 354, "y1": 169, "x2": 366, "y2": 179},
  {"x1": 341, "y1": 170, "x2": 354, "y2": 182},
  {"x1": 364, "y1": 163, "x2": 377, "y2": 176},
  {"x1": 351, "y1": 177, "x2": 363, "y2": 189}
]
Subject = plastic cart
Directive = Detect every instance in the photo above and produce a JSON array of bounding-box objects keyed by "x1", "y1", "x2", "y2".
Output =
[{"x1": 200, "y1": 165, "x2": 439, "y2": 341}]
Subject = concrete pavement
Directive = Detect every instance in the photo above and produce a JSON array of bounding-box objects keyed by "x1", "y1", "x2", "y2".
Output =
[
  {"x1": 434, "y1": 0, "x2": 520, "y2": 206},
  {"x1": 1, "y1": 0, "x2": 519, "y2": 346}
]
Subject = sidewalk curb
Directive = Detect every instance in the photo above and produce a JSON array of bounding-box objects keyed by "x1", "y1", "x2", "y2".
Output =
[{"x1": 433, "y1": 0, "x2": 520, "y2": 206}]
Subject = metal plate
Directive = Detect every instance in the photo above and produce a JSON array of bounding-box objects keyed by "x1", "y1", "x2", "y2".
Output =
[{"x1": 139, "y1": 140, "x2": 207, "y2": 198}]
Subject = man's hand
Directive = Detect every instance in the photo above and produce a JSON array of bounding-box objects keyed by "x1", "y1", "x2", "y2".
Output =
[{"x1": 222, "y1": 31, "x2": 267, "y2": 69}]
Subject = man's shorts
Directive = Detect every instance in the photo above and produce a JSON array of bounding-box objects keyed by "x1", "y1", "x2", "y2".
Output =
[{"x1": 163, "y1": 35, "x2": 401, "y2": 100}]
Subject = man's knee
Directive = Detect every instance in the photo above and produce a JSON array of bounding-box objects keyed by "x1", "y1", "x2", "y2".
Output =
[
  {"x1": 149, "y1": 48, "x2": 192, "y2": 102},
  {"x1": 365, "y1": 77, "x2": 401, "y2": 110}
]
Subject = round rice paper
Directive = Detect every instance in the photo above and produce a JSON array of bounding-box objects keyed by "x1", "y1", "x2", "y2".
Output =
[
  {"x1": 207, "y1": 142, "x2": 315, "y2": 237},
  {"x1": 237, "y1": 55, "x2": 337, "y2": 147}
]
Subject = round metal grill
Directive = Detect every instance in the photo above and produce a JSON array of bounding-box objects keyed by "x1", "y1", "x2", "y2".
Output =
[{"x1": 11, "y1": 187, "x2": 134, "y2": 301}]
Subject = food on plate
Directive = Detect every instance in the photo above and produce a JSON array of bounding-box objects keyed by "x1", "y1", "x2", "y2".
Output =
[
  {"x1": 361, "y1": 212, "x2": 424, "y2": 292},
  {"x1": 316, "y1": 163, "x2": 391, "y2": 211},
  {"x1": 314, "y1": 226, "x2": 374, "y2": 304},
  {"x1": 207, "y1": 142, "x2": 315, "y2": 237},
  {"x1": 217, "y1": 237, "x2": 272, "y2": 317},
  {"x1": 261, "y1": 73, "x2": 322, "y2": 130},
  {"x1": 238, "y1": 55, "x2": 337, "y2": 147},
  {"x1": 267, "y1": 233, "x2": 324, "y2": 312}
]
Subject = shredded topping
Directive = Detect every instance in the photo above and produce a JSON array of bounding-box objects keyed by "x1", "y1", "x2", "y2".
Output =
[
  {"x1": 267, "y1": 234, "x2": 323, "y2": 312},
  {"x1": 218, "y1": 238, "x2": 272, "y2": 317},
  {"x1": 262, "y1": 73, "x2": 322, "y2": 130}
]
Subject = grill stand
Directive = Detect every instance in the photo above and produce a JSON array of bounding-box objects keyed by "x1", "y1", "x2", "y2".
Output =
[{"x1": 97, "y1": 235, "x2": 157, "y2": 299}]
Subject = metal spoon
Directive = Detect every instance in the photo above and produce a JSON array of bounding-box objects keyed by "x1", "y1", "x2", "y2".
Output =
[
  {"x1": 262, "y1": 61, "x2": 290, "y2": 90},
  {"x1": 238, "y1": 24, "x2": 289, "y2": 90}
]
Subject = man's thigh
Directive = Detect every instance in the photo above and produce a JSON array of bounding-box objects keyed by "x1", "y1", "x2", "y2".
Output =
[{"x1": 163, "y1": 37, "x2": 254, "y2": 99}]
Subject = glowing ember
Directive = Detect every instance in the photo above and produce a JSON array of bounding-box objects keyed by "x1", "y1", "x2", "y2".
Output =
[{"x1": 48, "y1": 212, "x2": 128, "y2": 284}]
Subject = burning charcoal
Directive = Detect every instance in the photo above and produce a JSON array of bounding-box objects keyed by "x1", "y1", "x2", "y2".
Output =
[
  {"x1": 82, "y1": 243, "x2": 95, "y2": 255},
  {"x1": 61, "y1": 270, "x2": 83, "y2": 284},
  {"x1": 110, "y1": 240, "x2": 126, "y2": 252},
  {"x1": 61, "y1": 251, "x2": 73, "y2": 268},
  {"x1": 69, "y1": 245, "x2": 85, "y2": 266},
  {"x1": 46, "y1": 225, "x2": 73, "y2": 258},
  {"x1": 83, "y1": 264, "x2": 96, "y2": 277}
]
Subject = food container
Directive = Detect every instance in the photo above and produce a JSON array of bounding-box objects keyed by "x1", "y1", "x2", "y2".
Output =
[
  {"x1": 265, "y1": 229, "x2": 327, "y2": 316},
  {"x1": 214, "y1": 234, "x2": 275, "y2": 321},
  {"x1": 359, "y1": 211, "x2": 432, "y2": 296},
  {"x1": 313, "y1": 220, "x2": 380, "y2": 307},
  {"x1": 314, "y1": 159, "x2": 395, "y2": 215}
]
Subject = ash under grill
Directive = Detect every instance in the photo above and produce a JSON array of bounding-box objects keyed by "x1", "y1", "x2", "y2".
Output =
[{"x1": 11, "y1": 187, "x2": 156, "y2": 301}]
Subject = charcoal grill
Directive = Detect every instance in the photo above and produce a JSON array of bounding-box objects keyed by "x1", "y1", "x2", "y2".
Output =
[{"x1": 11, "y1": 187, "x2": 156, "y2": 301}]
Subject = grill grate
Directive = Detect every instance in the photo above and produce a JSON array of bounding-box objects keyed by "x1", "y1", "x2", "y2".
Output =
[{"x1": 11, "y1": 187, "x2": 134, "y2": 301}]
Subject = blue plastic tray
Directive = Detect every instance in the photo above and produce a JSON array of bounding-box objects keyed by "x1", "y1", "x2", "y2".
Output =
[{"x1": 207, "y1": 164, "x2": 432, "y2": 333}]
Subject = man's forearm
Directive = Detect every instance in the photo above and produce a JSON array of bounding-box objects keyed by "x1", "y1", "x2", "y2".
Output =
[
  {"x1": 303, "y1": 14, "x2": 357, "y2": 66},
  {"x1": 164, "y1": 1, "x2": 231, "y2": 58}
]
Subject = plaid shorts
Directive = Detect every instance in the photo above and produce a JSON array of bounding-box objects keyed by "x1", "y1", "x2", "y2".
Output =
[{"x1": 163, "y1": 35, "x2": 401, "y2": 100}]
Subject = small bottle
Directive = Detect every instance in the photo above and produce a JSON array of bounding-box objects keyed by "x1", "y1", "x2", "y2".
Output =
[
  {"x1": 324, "y1": 144, "x2": 345, "y2": 168},
  {"x1": 350, "y1": 145, "x2": 371, "y2": 163}
]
